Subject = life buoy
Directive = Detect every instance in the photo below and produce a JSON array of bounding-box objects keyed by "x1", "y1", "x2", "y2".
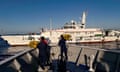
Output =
[
  {"x1": 62, "y1": 34, "x2": 72, "y2": 40},
  {"x1": 28, "y1": 41, "x2": 39, "y2": 48}
]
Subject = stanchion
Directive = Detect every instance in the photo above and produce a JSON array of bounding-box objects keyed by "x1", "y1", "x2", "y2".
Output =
[{"x1": 88, "y1": 55, "x2": 95, "y2": 72}]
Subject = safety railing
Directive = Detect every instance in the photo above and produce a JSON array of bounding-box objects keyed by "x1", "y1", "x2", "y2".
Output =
[{"x1": 0, "y1": 45, "x2": 120, "y2": 72}]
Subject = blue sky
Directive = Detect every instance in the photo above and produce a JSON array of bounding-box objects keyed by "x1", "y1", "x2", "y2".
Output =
[{"x1": 0, "y1": 0, "x2": 120, "y2": 34}]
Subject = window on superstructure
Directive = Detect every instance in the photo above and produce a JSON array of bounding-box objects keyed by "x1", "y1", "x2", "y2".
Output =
[
  {"x1": 90, "y1": 32, "x2": 94, "y2": 34},
  {"x1": 81, "y1": 26, "x2": 83, "y2": 28},
  {"x1": 72, "y1": 22, "x2": 75, "y2": 25},
  {"x1": 63, "y1": 26, "x2": 75, "y2": 29},
  {"x1": 72, "y1": 26, "x2": 75, "y2": 29},
  {"x1": 81, "y1": 24, "x2": 84, "y2": 25}
]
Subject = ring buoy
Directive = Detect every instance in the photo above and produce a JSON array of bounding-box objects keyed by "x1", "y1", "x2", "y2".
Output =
[
  {"x1": 62, "y1": 34, "x2": 72, "y2": 40},
  {"x1": 28, "y1": 40, "x2": 39, "y2": 48}
]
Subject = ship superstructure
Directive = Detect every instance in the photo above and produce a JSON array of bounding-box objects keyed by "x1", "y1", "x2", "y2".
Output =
[{"x1": 40, "y1": 12, "x2": 104, "y2": 43}]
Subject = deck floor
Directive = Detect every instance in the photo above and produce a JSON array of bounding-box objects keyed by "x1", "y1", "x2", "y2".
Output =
[{"x1": 37, "y1": 44, "x2": 90, "y2": 72}]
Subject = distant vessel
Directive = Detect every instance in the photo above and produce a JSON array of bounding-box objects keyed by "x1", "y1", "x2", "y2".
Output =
[
  {"x1": 1, "y1": 11, "x2": 120, "y2": 46},
  {"x1": 1, "y1": 34, "x2": 40, "y2": 46}
]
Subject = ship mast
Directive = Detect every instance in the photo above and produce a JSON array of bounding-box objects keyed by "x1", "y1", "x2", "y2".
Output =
[
  {"x1": 50, "y1": 18, "x2": 52, "y2": 36},
  {"x1": 50, "y1": 18, "x2": 52, "y2": 30},
  {"x1": 81, "y1": 11, "x2": 86, "y2": 28}
]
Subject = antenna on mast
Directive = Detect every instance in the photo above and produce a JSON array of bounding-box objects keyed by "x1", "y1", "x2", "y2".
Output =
[
  {"x1": 50, "y1": 18, "x2": 52, "y2": 30},
  {"x1": 50, "y1": 18, "x2": 52, "y2": 36}
]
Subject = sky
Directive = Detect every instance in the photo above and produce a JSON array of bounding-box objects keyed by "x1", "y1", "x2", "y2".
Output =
[{"x1": 0, "y1": 0, "x2": 120, "y2": 34}]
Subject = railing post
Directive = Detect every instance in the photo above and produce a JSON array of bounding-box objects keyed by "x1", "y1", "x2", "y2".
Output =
[
  {"x1": 13, "y1": 59, "x2": 21, "y2": 72},
  {"x1": 89, "y1": 55, "x2": 95, "y2": 72}
]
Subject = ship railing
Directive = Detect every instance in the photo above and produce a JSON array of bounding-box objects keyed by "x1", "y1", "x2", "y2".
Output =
[
  {"x1": 0, "y1": 48, "x2": 40, "y2": 72},
  {"x1": 0, "y1": 44, "x2": 120, "y2": 72},
  {"x1": 69, "y1": 44, "x2": 120, "y2": 72}
]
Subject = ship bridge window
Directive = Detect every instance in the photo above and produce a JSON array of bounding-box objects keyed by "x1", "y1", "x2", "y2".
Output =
[
  {"x1": 72, "y1": 22, "x2": 75, "y2": 25},
  {"x1": 64, "y1": 26, "x2": 75, "y2": 29},
  {"x1": 81, "y1": 26, "x2": 83, "y2": 28},
  {"x1": 76, "y1": 37, "x2": 82, "y2": 41},
  {"x1": 28, "y1": 36, "x2": 35, "y2": 40},
  {"x1": 81, "y1": 24, "x2": 84, "y2": 25}
]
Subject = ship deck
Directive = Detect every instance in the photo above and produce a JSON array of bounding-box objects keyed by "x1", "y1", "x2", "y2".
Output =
[{"x1": 0, "y1": 43, "x2": 120, "y2": 72}]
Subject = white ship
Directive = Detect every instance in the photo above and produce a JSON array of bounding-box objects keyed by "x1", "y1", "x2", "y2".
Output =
[
  {"x1": 1, "y1": 11, "x2": 120, "y2": 46},
  {"x1": 40, "y1": 12, "x2": 120, "y2": 44}
]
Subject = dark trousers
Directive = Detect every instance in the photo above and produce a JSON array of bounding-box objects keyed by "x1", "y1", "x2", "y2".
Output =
[
  {"x1": 38, "y1": 54, "x2": 47, "y2": 69},
  {"x1": 60, "y1": 48, "x2": 68, "y2": 60}
]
